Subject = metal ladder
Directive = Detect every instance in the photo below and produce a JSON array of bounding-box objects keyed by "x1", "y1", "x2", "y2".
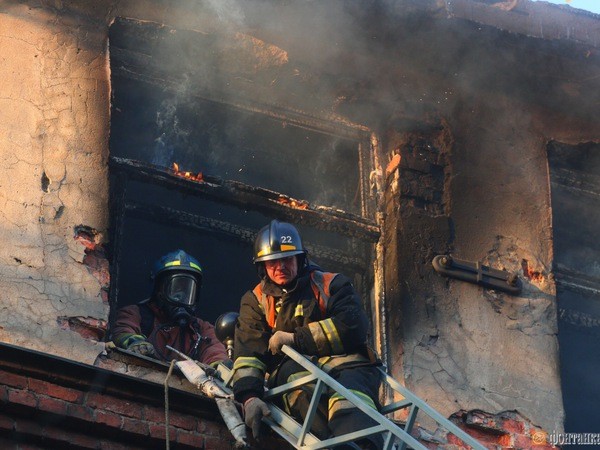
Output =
[{"x1": 220, "y1": 345, "x2": 486, "y2": 450}]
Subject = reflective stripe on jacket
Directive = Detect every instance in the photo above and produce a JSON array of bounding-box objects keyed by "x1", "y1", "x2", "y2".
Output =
[
  {"x1": 252, "y1": 270, "x2": 343, "y2": 353},
  {"x1": 253, "y1": 270, "x2": 337, "y2": 327},
  {"x1": 232, "y1": 266, "x2": 371, "y2": 403}
]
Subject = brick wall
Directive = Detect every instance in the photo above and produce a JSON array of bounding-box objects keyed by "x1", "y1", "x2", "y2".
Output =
[
  {"x1": 0, "y1": 343, "x2": 558, "y2": 450},
  {"x1": 0, "y1": 343, "x2": 237, "y2": 449},
  {"x1": 444, "y1": 410, "x2": 557, "y2": 450}
]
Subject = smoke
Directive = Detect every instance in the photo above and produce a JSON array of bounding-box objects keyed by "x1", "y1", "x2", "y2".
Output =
[
  {"x1": 110, "y1": 0, "x2": 600, "y2": 214},
  {"x1": 203, "y1": 0, "x2": 245, "y2": 27},
  {"x1": 152, "y1": 100, "x2": 179, "y2": 167},
  {"x1": 148, "y1": 2, "x2": 466, "y2": 130}
]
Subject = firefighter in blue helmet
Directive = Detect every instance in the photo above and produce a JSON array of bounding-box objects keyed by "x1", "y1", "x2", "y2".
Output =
[
  {"x1": 232, "y1": 220, "x2": 383, "y2": 449},
  {"x1": 112, "y1": 250, "x2": 228, "y2": 366}
]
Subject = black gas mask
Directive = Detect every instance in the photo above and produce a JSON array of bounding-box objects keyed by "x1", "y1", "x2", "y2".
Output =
[{"x1": 156, "y1": 272, "x2": 200, "y2": 327}]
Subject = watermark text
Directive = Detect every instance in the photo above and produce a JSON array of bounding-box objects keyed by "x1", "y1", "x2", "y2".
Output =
[{"x1": 533, "y1": 431, "x2": 600, "y2": 446}]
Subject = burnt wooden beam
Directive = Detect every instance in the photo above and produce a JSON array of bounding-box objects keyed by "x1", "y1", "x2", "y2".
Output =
[
  {"x1": 110, "y1": 156, "x2": 380, "y2": 242},
  {"x1": 107, "y1": 171, "x2": 128, "y2": 328},
  {"x1": 124, "y1": 200, "x2": 368, "y2": 272}
]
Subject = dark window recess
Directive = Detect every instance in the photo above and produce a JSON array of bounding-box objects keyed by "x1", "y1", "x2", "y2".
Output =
[
  {"x1": 548, "y1": 141, "x2": 600, "y2": 440},
  {"x1": 111, "y1": 77, "x2": 364, "y2": 216},
  {"x1": 107, "y1": 18, "x2": 380, "y2": 330}
]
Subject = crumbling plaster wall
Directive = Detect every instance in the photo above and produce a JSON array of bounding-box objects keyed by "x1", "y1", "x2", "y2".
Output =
[
  {"x1": 0, "y1": 0, "x2": 221, "y2": 364},
  {"x1": 0, "y1": 0, "x2": 285, "y2": 364},
  {"x1": 383, "y1": 98, "x2": 566, "y2": 433},
  {"x1": 0, "y1": 3, "x2": 111, "y2": 363},
  {"x1": 2, "y1": 0, "x2": 599, "y2": 437}
]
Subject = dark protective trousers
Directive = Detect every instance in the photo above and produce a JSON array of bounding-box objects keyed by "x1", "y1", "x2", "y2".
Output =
[{"x1": 269, "y1": 357, "x2": 384, "y2": 449}]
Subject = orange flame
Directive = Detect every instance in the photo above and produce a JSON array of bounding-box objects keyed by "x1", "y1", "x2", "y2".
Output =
[
  {"x1": 172, "y1": 162, "x2": 204, "y2": 182},
  {"x1": 521, "y1": 259, "x2": 545, "y2": 283},
  {"x1": 277, "y1": 195, "x2": 309, "y2": 210}
]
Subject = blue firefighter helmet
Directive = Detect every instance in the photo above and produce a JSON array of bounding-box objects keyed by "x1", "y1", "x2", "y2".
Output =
[
  {"x1": 253, "y1": 220, "x2": 306, "y2": 263},
  {"x1": 152, "y1": 250, "x2": 203, "y2": 309}
]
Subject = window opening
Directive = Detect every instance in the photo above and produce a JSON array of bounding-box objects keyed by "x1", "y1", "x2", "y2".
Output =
[
  {"x1": 547, "y1": 140, "x2": 600, "y2": 436},
  {"x1": 107, "y1": 18, "x2": 382, "y2": 345}
]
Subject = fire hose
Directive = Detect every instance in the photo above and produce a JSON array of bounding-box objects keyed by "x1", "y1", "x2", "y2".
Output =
[{"x1": 165, "y1": 345, "x2": 248, "y2": 448}]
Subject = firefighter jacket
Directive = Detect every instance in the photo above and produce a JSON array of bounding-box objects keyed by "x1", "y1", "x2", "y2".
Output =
[
  {"x1": 232, "y1": 265, "x2": 372, "y2": 403},
  {"x1": 113, "y1": 301, "x2": 228, "y2": 366}
]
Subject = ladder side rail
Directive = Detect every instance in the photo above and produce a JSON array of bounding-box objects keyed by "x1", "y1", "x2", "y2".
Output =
[
  {"x1": 378, "y1": 368, "x2": 487, "y2": 450},
  {"x1": 281, "y1": 346, "x2": 430, "y2": 450}
]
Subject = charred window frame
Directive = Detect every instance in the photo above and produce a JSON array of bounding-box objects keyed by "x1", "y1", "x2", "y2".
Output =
[
  {"x1": 106, "y1": 18, "x2": 383, "y2": 349},
  {"x1": 547, "y1": 141, "x2": 600, "y2": 435}
]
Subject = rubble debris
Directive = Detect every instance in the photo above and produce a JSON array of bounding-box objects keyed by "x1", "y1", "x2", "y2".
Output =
[
  {"x1": 74, "y1": 225, "x2": 101, "y2": 250},
  {"x1": 74, "y1": 225, "x2": 110, "y2": 302},
  {"x1": 449, "y1": 409, "x2": 556, "y2": 449},
  {"x1": 57, "y1": 316, "x2": 107, "y2": 341}
]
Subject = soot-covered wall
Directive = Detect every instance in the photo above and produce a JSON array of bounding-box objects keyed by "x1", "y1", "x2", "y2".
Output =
[
  {"x1": 2, "y1": 0, "x2": 600, "y2": 438},
  {"x1": 239, "y1": 2, "x2": 598, "y2": 433}
]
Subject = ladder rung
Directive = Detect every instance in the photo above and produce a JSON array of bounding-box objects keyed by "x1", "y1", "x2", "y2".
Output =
[
  {"x1": 298, "y1": 379, "x2": 326, "y2": 446},
  {"x1": 278, "y1": 346, "x2": 431, "y2": 450},
  {"x1": 218, "y1": 351, "x2": 487, "y2": 450},
  {"x1": 264, "y1": 373, "x2": 319, "y2": 398},
  {"x1": 379, "y1": 399, "x2": 413, "y2": 414},
  {"x1": 398, "y1": 405, "x2": 419, "y2": 450},
  {"x1": 303, "y1": 424, "x2": 387, "y2": 450}
]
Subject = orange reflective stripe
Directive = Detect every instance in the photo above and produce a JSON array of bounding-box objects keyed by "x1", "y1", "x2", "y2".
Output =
[
  {"x1": 253, "y1": 284, "x2": 277, "y2": 328},
  {"x1": 254, "y1": 272, "x2": 338, "y2": 328},
  {"x1": 310, "y1": 271, "x2": 338, "y2": 316},
  {"x1": 322, "y1": 272, "x2": 335, "y2": 297},
  {"x1": 309, "y1": 283, "x2": 322, "y2": 314}
]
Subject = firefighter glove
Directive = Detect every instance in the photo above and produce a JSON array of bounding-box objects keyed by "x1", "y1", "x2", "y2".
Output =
[
  {"x1": 127, "y1": 340, "x2": 156, "y2": 357},
  {"x1": 243, "y1": 397, "x2": 270, "y2": 440},
  {"x1": 268, "y1": 331, "x2": 295, "y2": 355}
]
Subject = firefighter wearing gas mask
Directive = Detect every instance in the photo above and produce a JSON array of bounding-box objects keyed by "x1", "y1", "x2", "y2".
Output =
[
  {"x1": 112, "y1": 250, "x2": 228, "y2": 366},
  {"x1": 232, "y1": 220, "x2": 383, "y2": 450}
]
